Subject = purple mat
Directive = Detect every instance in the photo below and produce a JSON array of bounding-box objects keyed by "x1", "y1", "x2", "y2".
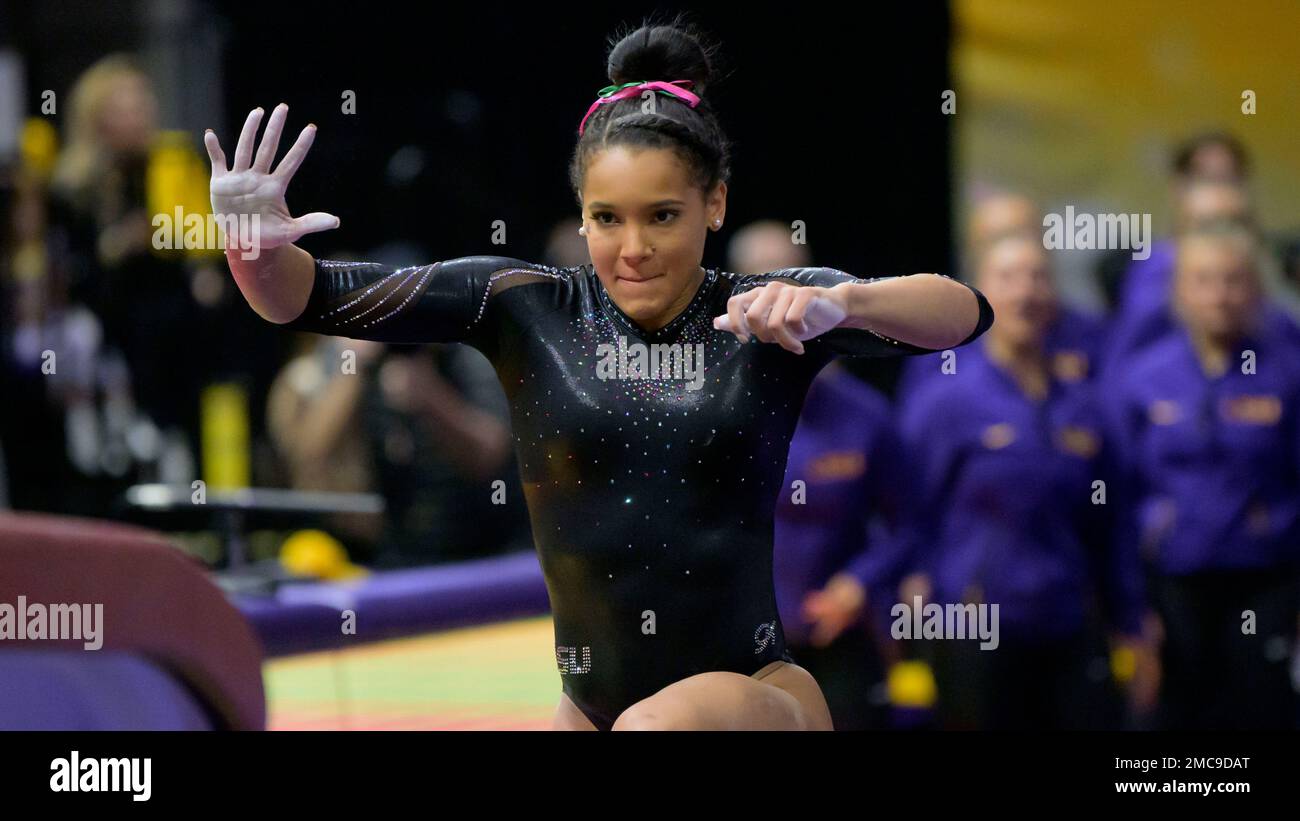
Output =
[
  {"x1": 233, "y1": 550, "x2": 550, "y2": 656},
  {"x1": 0, "y1": 650, "x2": 215, "y2": 730}
]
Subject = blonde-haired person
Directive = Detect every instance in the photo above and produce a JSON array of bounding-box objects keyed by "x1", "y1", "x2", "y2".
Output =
[
  {"x1": 52, "y1": 54, "x2": 157, "y2": 190},
  {"x1": 48, "y1": 54, "x2": 210, "y2": 485},
  {"x1": 898, "y1": 229, "x2": 1154, "y2": 730},
  {"x1": 1103, "y1": 221, "x2": 1300, "y2": 729},
  {"x1": 898, "y1": 194, "x2": 1107, "y2": 403}
]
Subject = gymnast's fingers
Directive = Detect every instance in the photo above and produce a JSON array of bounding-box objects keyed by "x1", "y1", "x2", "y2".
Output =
[
  {"x1": 745, "y1": 282, "x2": 782, "y2": 343},
  {"x1": 253, "y1": 103, "x2": 289, "y2": 173},
  {"x1": 723, "y1": 289, "x2": 758, "y2": 343},
  {"x1": 274, "y1": 124, "x2": 318, "y2": 184},
  {"x1": 768, "y1": 287, "x2": 805, "y2": 354},
  {"x1": 232, "y1": 106, "x2": 264, "y2": 173},
  {"x1": 203, "y1": 129, "x2": 228, "y2": 177}
]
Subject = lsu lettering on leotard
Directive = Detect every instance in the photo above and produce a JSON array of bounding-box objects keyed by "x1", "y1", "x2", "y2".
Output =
[{"x1": 283, "y1": 256, "x2": 993, "y2": 729}]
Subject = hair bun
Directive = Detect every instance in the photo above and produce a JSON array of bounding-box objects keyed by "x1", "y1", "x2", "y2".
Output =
[
  {"x1": 570, "y1": 14, "x2": 732, "y2": 201},
  {"x1": 607, "y1": 15, "x2": 716, "y2": 97}
]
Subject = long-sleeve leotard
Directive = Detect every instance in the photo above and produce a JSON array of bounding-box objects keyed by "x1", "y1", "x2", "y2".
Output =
[{"x1": 283, "y1": 255, "x2": 992, "y2": 729}]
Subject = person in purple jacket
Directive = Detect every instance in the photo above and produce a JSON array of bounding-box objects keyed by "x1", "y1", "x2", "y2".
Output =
[
  {"x1": 774, "y1": 359, "x2": 915, "y2": 730},
  {"x1": 900, "y1": 228, "x2": 1157, "y2": 730},
  {"x1": 899, "y1": 302, "x2": 1105, "y2": 402},
  {"x1": 1115, "y1": 134, "x2": 1251, "y2": 315},
  {"x1": 1096, "y1": 132, "x2": 1249, "y2": 310},
  {"x1": 1112, "y1": 179, "x2": 1242, "y2": 332},
  {"x1": 1101, "y1": 138, "x2": 1300, "y2": 380},
  {"x1": 1103, "y1": 221, "x2": 1300, "y2": 730},
  {"x1": 1100, "y1": 179, "x2": 1280, "y2": 374},
  {"x1": 899, "y1": 193, "x2": 1105, "y2": 402}
]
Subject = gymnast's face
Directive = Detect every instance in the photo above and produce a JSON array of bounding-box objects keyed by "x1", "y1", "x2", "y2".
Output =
[{"x1": 581, "y1": 145, "x2": 726, "y2": 331}]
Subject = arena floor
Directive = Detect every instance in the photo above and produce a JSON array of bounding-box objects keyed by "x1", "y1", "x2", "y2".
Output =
[{"x1": 264, "y1": 616, "x2": 559, "y2": 730}]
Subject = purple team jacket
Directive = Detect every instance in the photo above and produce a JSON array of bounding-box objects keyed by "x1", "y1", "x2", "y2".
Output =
[
  {"x1": 773, "y1": 364, "x2": 913, "y2": 645},
  {"x1": 898, "y1": 334, "x2": 1145, "y2": 639},
  {"x1": 1102, "y1": 320, "x2": 1300, "y2": 575}
]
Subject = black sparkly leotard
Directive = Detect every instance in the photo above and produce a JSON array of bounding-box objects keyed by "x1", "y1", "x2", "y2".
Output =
[{"x1": 283, "y1": 255, "x2": 993, "y2": 729}]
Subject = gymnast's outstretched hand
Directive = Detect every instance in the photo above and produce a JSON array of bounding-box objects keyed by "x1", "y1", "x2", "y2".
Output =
[
  {"x1": 713, "y1": 281, "x2": 849, "y2": 355},
  {"x1": 204, "y1": 104, "x2": 335, "y2": 323},
  {"x1": 204, "y1": 104, "x2": 339, "y2": 251}
]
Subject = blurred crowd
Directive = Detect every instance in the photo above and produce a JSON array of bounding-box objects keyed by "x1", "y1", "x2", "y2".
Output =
[
  {"x1": 2, "y1": 55, "x2": 1298, "y2": 731},
  {"x1": 761, "y1": 134, "x2": 1300, "y2": 731},
  {"x1": 0, "y1": 55, "x2": 537, "y2": 567}
]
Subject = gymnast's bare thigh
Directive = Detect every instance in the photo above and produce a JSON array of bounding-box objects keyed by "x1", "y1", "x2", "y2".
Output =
[{"x1": 550, "y1": 661, "x2": 833, "y2": 731}]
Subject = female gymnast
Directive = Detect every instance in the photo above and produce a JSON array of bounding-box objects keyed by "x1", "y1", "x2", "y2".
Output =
[{"x1": 205, "y1": 20, "x2": 993, "y2": 730}]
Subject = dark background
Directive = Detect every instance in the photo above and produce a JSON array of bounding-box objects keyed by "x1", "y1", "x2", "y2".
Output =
[{"x1": 2, "y1": 0, "x2": 953, "y2": 278}]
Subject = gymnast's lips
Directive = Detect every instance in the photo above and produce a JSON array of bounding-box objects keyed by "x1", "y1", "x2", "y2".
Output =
[{"x1": 615, "y1": 273, "x2": 663, "y2": 284}]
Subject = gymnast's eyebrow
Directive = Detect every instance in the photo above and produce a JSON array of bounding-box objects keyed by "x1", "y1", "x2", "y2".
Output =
[{"x1": 588, "y1": 200, "x2": 687, "y2": 209}]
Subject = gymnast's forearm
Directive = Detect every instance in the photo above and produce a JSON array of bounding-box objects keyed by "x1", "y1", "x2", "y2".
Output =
[
  {"x1": 834, "y1": 274, "x2": 989, "y2": 350},
  {"x1": 226, "y1": 244, "x2": 317, "y2": 324}
]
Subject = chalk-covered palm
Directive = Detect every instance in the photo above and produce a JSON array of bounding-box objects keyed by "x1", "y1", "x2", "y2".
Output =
[{"x1": 203, "y1": 104, "x2": 339, "y2": 251}]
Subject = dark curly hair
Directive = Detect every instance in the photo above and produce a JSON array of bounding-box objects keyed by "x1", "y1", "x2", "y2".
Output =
[{"x1": 568, "y1": 13, "x2": 734, "y2": 205}]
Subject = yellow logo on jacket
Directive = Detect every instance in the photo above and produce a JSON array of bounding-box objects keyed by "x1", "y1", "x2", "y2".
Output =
[
  {"x1": 1056, "y1": 425, "x2": 1101, "y2": 458},
  {"x1": 1219, "y1": 394, "x2": 1283, "y2": 426},
  {"x1": 1051, "y1": 350, "x2": 1089, "y2": 383},
  {"x1": 980, "y1": 423, "x2": 1016, "y2": 450},
  {"x1": 809, "y1": 451, "x2": 867, "y2": 481}
]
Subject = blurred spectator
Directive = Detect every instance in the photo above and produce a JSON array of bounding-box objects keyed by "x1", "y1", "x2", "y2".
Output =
[
  {"x1": 46, "y1": 54, "x2": 212, "y2": 491},
  {"x1": 774, "y1": 362, "x2": 914, "y2": 729},
  {"x1": 1095, "y1": 132, "x2": 1252, "y2": 310},
  {"x1": 0, "y1": 117, "x2": 144, "y2": 515},
  {"x1": 1115, "y1": 178, "x2": 1253, "y2": 329},
  {"x1": 364, "y1": 343, "x2": 533, "y2": 567},
  {"x1": 1103, "y1": 222, "x2": 1299, "y2": 730},
  {"x1": 1099, "y1": 177, "x2": 1300, "y2": 380},
  {"x1": 268, "y1": 324, "x2": 534, "y2": 568},
  {"x1": 266, "y1": 335, "x2": 384, "y2": 557},
  {"x1": 1170, "y1": 131, "x2": 1250, "y2": 188},
  {"x1": 901, "y1": 194, "x2": 1105, "y2": 402},
  {"x1": 965, "y1": 191, "x2": 1040, "y2": 256},
  {"x1": 727, "y1": 218, "x2": 811, "y2": 273},
  {"x1": 900, "y1": 229, "x2": 1153, "y2": 730}
]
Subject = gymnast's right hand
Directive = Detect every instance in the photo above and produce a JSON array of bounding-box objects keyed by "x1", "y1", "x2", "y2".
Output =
[{"x1": 203, "y1": 103, "x2": 339, "y2": 252}]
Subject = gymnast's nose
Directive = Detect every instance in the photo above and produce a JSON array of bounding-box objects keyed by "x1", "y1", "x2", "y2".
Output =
[{"x1": 620, "y1": 225, "x2": 654, "y2": 267}]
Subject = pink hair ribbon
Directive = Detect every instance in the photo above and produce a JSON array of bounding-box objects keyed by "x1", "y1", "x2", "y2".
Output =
[{"x1": 578, "y1": 80, "x2": 700, "y2": 136}]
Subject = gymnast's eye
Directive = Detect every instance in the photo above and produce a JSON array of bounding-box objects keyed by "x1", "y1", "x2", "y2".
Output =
[{"x1": 591, "y1": 211, "x2": 678, "y2": 226}]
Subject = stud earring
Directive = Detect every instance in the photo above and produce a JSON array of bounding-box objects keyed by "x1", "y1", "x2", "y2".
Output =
[{"x1": 578, "y1": 225, "x2": 587, "y2": 236}]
